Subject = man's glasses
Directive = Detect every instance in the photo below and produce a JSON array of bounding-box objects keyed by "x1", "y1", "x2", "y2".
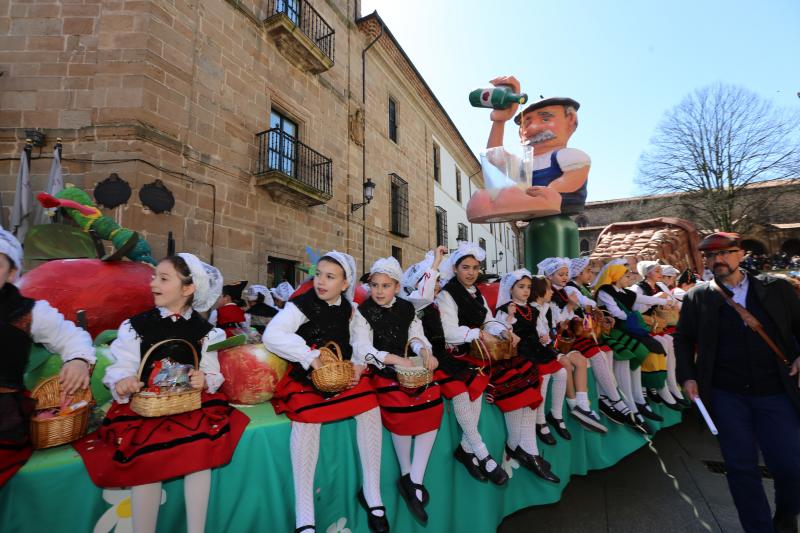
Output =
[{"x1": 702, "y1": 249, "x2": 740, "y2": 260}]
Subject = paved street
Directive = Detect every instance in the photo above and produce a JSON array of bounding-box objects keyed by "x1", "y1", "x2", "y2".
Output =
[{"x1": 499, "y1": 412, "x2": 770, "y2": 533}]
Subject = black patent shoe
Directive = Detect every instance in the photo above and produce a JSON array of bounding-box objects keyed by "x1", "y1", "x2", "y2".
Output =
[
  {"x1": 635, "y1": 402, "x2": 663, "y2": 422},
  {"x1": 506, "y1": 445, "x2": 560, "y2": 483},
  {"x1": 479, "y1": 454, "x2": 508, "y2": 486},
  {"x1": 633, "y1": 412, "x2": 655, "y2": 435},
  {"x1": 453, "y1": 445, "x2": 487, "y2": 481},
  {"x1": 357, "y1": 489, "x2": 390, "y2": 533},
  {"x1": 397, "y1": 474, "x2": 428, "y2": 523},
  {"x1": 546, "y1": 411, "x2": 572, "y2": 440},
  {"x1": 673, "y1": 395, "x2": 692, "y2": 409},
  {"x1": 662, "y1": 399, "x2": 684, "y2": 412},
  {"x1": 295, "y1": 527, "x2": 315, "y2": 533},
  {"x1": 599, "y1": 397, "x2": 631, "y2": 426},
  {"x1": 536, "y1": 423, "x2": 557, "y2": 446},
  {"x1": 646, "y1": 388, "x2": 662, "y2": 404}
]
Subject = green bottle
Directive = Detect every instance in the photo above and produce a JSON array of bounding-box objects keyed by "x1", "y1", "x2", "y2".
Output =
[{"x1": 469, "y1": 86, "x2": 528, "y2": 109}]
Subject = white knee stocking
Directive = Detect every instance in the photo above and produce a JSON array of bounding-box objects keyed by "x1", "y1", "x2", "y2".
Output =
[
  {"x1": 631, "y1": 366, "x2": 646, "y2": 404},
  {"x1": 549, "y1": 367, "x2": 568, "y2": 419},
  {"x1": 536, "y1": 374, "x2": 552, "y2": 426},
  {"x1": 355, "y1": 408, "x2": 384, "y2": 514},
  {"x1": 391, "y1": 433, "x2": 413, "y2": 476},
  {"x1": 290, "y1": 421, "x2": 321, "y2": 529},
  {"x1": 410, "y1": 429, "x2": 438, "y2": 500},
  {"x1": 131, "y1": 482, "x2": 162, "y2": 533},
  {"x1": 592, "y1": 353, "x2": 621, "y2": 402},
  {"x1": 504, "y1": 409, "x2": 523, "y2": 449},
  {"x1": 613, "y1": 359, "x2": 637, "y2": 412},
  {"x1": 519, "y1": 406, "x2": 540, "y2": 456},
  {"x1": 452, "y1": 392, "x2": 488, "y2": 459},
  {"x1": 184, "y1": 469, "x2": 210, "y2": 533}
]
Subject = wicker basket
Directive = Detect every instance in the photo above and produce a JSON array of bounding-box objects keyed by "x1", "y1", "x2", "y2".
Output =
[
  {"x1": 130, "y1": 339, "x2": 202, "y2": 418},
  {"x1": 30, "y1": 375, "x2": 94, "y2": 449},
  {"x1": 470, "y1": 321, "x2": 514, "y2": 361},
  {"x1": 654, "y1": 305, "x2": 679, "y2": 326},
  {"x1": 395, "y1": 337, "x2": 433, "y2": 389},
  {"x1": 642, "y1": 314, "x2": 665, "y2": 335},
  {"x1": 310, "y1": 341, "x2": 353, "y2": 393},
  {"x1": 554, "y1": 333, "x2": 576, "y2": 353},
  {"x1": 598, "y1": 310, "x2": 615, "y2": 336}
]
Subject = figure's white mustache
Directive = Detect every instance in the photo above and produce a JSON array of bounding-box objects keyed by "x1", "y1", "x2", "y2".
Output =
[{"x1": 527, "y1": 131, "x2": 557, "y2": 144}]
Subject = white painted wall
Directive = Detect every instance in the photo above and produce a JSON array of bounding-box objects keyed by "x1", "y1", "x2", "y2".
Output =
[{"x1": 433, "y1": 136, "x2": 520, "y2": 277}]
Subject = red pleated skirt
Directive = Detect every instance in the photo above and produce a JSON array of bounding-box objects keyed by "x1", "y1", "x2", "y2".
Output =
[
  {"x1": 371, "y1": 373, "x2": 443, "y2": 435},
  {"x1": 73, "y1": 392, "x2": 249, "y2": 488},
  {"x1": 487, "y1": 356, "x2": 542, "y2": 412},
  {"x1": 270, "y1": 364, "x2": 379, "y2": 424}
]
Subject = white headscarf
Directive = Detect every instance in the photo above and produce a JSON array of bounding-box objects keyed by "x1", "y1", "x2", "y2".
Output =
[
  {"x1": 661, "y1": 265, "x2": 679, "y2": 277},
  {"x1": 177, "y1": 252, "x2": 223, "y2": 313},
  {"x1": 569, "y1": 257, "x2": 590, "y2": 280},
  {"x1": 272, "y1": 281, "x2": 295, "y2": 302},
  {"x1": 537, "y1": 257, "x2": 570, "y2": 277},
  {"x1": 440, "y1": 241, "x2": 486, "y2": 284},
  {"x1": 244, "y1": 284, "x2": 275, "y2": 307},
  {"x1": 369, "y1": 256, "x2": 403, "y2": 283},
  {"x1": 636, "y1": 260, "x2": 660, "y2": 278},
  {"x1": 497, "y1": 268, "x2": 533, "y2": 308},
  {"x1": 0, "y1": 227, "x2": 24, "y2": 274},
  {"x1": 320, "y1": 250, "x2": 357, "y2": 301},
  {"x1": 401, "y1": 250, "x2": 435, "y2": 296}
]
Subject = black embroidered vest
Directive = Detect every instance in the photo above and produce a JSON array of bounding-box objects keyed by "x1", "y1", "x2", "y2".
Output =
[
  {"x1": 291, "y1": 290, "x2": 353, "y2": 360},
  {"x1": 441, "y1": 278, "x2": 487, "y2": 329},
  {"x1": 597, "y1": 285, "x2": 637, "y2": 312},
  {"x1": 129, "y1": 308, "x2": 214, "y2": 384},
  {"x1": 418, "y1": 304, "x2": 446, "y2": 358},
  {"x1": 358, "y1": 297, "x2": 415, "y2": 356},
  {"x1": 0, "y1": 284, "x2": 35, "y2": 389}
]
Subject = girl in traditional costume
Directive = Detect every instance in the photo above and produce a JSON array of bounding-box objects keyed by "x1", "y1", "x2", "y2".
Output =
[{"x1": 262, "y1": 251, "x2": 388, "y2": 533}]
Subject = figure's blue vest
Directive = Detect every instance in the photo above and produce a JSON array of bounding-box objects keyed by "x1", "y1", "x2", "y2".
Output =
[{"x1": 531, "y1": 150, "x2": 587, "y2": 215}]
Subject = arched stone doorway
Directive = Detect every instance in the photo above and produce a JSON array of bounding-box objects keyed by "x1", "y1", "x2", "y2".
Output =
[
  {"x1": 741, "y1": 239, "x2": 767, "y2": 255},
  {"x1": 781, "y1": 239, "x2": 800, "y2": 256},
  {"x1": 580, "y1": 239, "x2": 590, "y2": 253}
]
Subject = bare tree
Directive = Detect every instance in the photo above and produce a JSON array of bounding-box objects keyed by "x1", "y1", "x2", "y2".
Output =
[{"x1": 637, "y1": 83, "x2": 800, "y2": 232}]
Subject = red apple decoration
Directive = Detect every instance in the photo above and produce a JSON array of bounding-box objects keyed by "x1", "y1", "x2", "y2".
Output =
[
  {"x1": 18, "y1": 259, "x2": 154, "y2": 338},
  {"x1": 477, "y1": 281, "x2": 499, "y2": 314},
  {"x1": 218, "y1": 344, "x2": 288, "y2": 404}
]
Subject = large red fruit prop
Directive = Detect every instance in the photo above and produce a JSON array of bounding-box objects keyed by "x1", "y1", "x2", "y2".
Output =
[
  {"x1": 291, "y1": 279, "x2": 369, "y2": 304},
  {"x1": 218, "y1": 344, "x2": 288, "y2": 404},
  {"x1": 18, "y1": 259, "x2": 154, "y2": 338},
  {"x1": 477, "y1": 282, "x2": 500, "y2": 314}
]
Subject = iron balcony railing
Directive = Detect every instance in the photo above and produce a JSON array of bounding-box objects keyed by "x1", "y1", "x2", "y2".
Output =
[
  {"x1": 266, "y1": 0, "x2": 335, "y2": 63},
  {"x1": 256, "y1": 128, "x2": 333, "y2": 197}
]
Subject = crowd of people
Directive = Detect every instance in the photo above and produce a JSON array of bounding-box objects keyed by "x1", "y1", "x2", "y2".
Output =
[
  {"x1": 2, "y1": 220, "x2": 720, "y2": 533},
  {"x1": 742, "y1": 251, "x2": 800, "y2": 273}
]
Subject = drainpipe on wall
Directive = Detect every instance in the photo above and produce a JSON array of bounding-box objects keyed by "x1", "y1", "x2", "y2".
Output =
[{"x1": 360, "y1": 19, "x2": 383, "y2": 270}]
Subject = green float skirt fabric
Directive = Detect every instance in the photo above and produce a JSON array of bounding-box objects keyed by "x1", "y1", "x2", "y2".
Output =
[
  {"x1": 604, "y1": 329, "x2": 651, "y2": 368},
  {"x1": 0, "y1": 370, "x2": 681, "y2": 533}
]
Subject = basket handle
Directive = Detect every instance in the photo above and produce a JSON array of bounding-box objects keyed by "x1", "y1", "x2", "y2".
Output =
[
  {"x1": 321, "y1": 341, "x2": 344, "y2": 362},
  {"x1": 480, "y1": 319, "x2": 512, "y2": 337},
  {"x1": 136, "y1": 338, "x2": 199, "y2": 381},
  {"x1": 403, "y1": 337, "x2": 429, "y2": 366}
]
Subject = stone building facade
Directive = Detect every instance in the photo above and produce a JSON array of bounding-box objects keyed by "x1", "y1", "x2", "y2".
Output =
[
  {"x1": 0, "y1": 0, "x2": 519, "y2": 285},
  {"x1": 575, "y1": 180, "x2": 800, "y2": 256}
]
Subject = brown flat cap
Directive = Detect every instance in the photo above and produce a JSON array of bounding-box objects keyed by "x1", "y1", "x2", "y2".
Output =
[
  {"x1": 514, "y1": 97, "x2": 581, "y2": 125},
  {"x1": 698, "y1": 232, "x2": 742, "y2": 251}
]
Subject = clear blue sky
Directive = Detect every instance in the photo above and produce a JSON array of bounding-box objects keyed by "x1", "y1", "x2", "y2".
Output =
[{"x1": 360, "y1": 0, "x2": 800, "y2": 201}]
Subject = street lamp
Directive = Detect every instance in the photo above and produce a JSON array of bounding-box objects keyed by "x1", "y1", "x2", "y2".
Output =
[
  {"x1": 351, "y1": 178, "x2": 376, "y2": 212},
  {"x1": 491, "y1": 250, "x2": 504, "y2": 267}
]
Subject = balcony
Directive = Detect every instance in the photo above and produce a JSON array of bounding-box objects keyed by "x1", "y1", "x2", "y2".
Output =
[
  {"x1": 264, "y1": 0, "x2": 335, "y2": 74},
  {"x1": 255, "y1": 128, "x2": 333, "y2": 206}
]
